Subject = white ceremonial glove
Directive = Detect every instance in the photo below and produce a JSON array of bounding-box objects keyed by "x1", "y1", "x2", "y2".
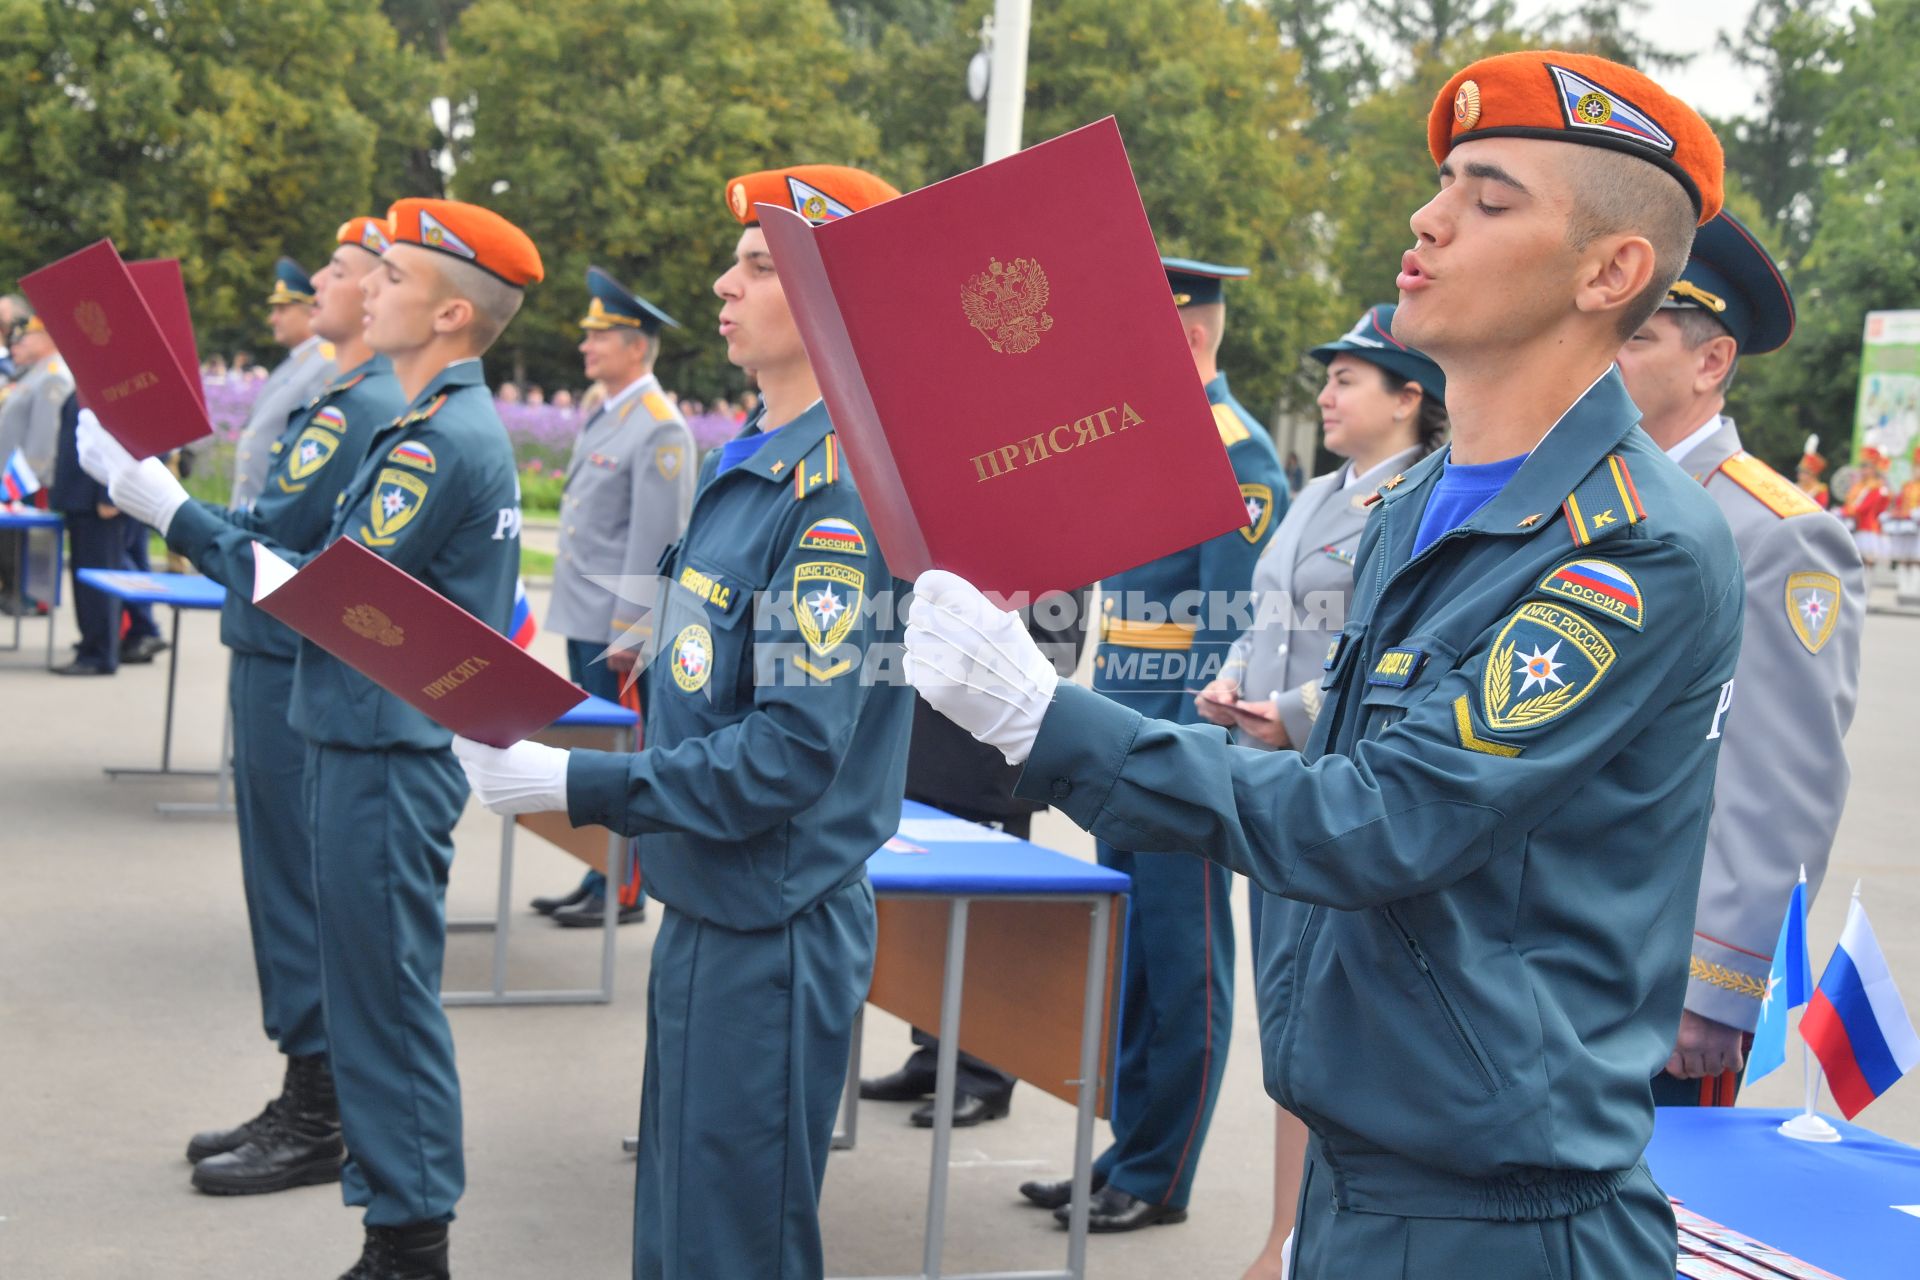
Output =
[
  {"x1": 107, "y1": 455, "x2": 190, "y2": 535},
  {"x1": 452, "y1": 735, "x2": 571, "y2": 815},
  {"x1": 904, "y1": 569, "x2": 1060, "y2": 766},
  {"x1": 75, "y1": 410, "x2": 135, "y2": 486}
]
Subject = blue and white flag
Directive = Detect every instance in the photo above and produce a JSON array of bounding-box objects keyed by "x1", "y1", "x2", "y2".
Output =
[{"x1": 1745, "y1": 873, "x2": 1814, "y2": 1087}]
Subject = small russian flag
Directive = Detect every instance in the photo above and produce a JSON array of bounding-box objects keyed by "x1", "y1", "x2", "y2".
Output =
[
  {"x1": 2, "y1": 449, "x2": 40, "y2": 502},
  {"x1": 509, "y1": 578, "x2": 537, "y2": 650},
  {"x1": 1802, "y1": 892, "x2": 1920, "y2": 1119}
]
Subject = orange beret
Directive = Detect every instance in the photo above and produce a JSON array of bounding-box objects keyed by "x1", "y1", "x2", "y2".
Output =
[
  {"x1": 336, "y1": 215, "x2": 392, "y2": 256},
  {"x1": 385, "y1": 198, "x2": 543, "y2": 288},
  {"x1": 725, "y1": 165, "x2": 900, "y2": 226},
  {"x1": 1430, "y1": 51, "x2": 1723, "y2": 224}
]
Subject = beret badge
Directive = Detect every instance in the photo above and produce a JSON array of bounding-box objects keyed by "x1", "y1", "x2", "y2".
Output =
[{"x1": 1453, "y1": 80, "x2": 1482, "y2": 131}]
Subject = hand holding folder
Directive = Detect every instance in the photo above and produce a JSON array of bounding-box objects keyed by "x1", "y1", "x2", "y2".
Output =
[{"x1": 251, "y1": 538, "x2": 586, "y2": 747}]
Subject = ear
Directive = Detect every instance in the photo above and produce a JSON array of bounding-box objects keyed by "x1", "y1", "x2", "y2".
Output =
[
  {"x1": 1395, "y1": 382, "x2": 1425, "y2": 419},
  {"x1": 1694, "y1": 333, "x2": 1737, "y2": 393},
  {"x1": 1185, "y1": 319, "x2": 1210, "y2": 353},
  {"x1": 1572, "y1": 233, "x2": 1658, "y2": 324},
  {"x1": 433, "y1": 293, "x2": 476, "y2": 340}
]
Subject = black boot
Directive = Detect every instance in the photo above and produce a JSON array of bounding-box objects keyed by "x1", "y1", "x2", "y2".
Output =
[
  {"x1": 187, "y1": 1056, "x2": 298, "y2": 1162},
  {"x1": 191, "y1": 1053, "x2": 344, "y2": 1195},
  {"x1": 340, "y1": 1222, "x2": 451, "y2": 1280}
]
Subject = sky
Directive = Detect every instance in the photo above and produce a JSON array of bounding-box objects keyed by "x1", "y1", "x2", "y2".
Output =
[{"x1": 1513, "y1": 1, "x2": 1761, "y2": 118}]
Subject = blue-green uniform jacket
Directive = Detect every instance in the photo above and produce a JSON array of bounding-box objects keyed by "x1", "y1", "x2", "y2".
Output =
[
  {"x1": 1094, "y1": 372, "x2": 1287, "y2": 722},
  {"x1": 1018, "y1": 371, "x2": 1744, "y2": 1220},
  {"x1": 288, "y1": 359, "x2": 522, "y2": 750},
  {"x1": 166, "y1": 357, "x2": 402, "y2": 647},
  {"x1": 566, "y1": 401, "x2": 913, "y2": 931}
]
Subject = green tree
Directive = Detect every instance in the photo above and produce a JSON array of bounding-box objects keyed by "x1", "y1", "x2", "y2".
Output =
[
  {"x1": 1361, "y1": 0, "x2": 1516, "y2": 67},
  {"x1": 0, "y1": 0, "x2": 432, "y2": 363},
  {"x1": 447, "y1": 0, "x2": 878, "y2": 398}
]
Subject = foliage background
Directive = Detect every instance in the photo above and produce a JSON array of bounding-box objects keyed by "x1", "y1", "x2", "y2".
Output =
[{"x1": 3, "y1": 0, "x2": 1912, "y2": 473}]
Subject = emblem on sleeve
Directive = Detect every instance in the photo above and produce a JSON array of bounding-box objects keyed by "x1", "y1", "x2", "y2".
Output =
[
  {"x1": 1785, "y1": 571, "x2": 1842, "y2": 654},
  {"x1": 798, "y1": 517, "x2": 867, "y2": 557},
  {"x1": 387, "y1": 440, "x2": 436, "y2": 472},
  {"x1": 370, "y1": 468, "x2": 429, "y2": 540},
  {"x1": 655, "y1": 443, "x2": 685, "y2": 480},
  {"x1": 670, "y1": 623, "x2": 713, "y2": 693},
  {"x1": 1480, "y1": 601, "x2": 1616, "y2": 732},
  {"x1": 286, "y1": 425, "x2": 341, "y2": 483},
  {"x1": 1538, "y1": 558, "x2": 1645, "y2": 630},
  {"x1": 1239, "y1": 483, "x2": 1275, "y2": 544},
  {"x1": 794, "y1": 561, "x2": 865, "y2": 658}
]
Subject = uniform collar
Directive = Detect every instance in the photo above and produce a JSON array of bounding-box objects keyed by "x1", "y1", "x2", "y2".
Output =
[
  {"x1": 289, "y1": 334, "x2": 326, "y2": 361},
  {"x1": 733, "y1": 398, "x2": 833, "y2": 483},
  {"x1": 1204, "y1": 371, "x2": 1231, "y2": 405},
  {"x1": 331, "y1": 353, "x2": 390, "y2": 388},
  {"x1": 1672, "y1": 415, "x2": 1741, "y2": 476},
  {"x1": 599, "y1": 371, "x2": 658, "y2": 419},
  {"x1": 413, "y1": 357, "x2": 486, "y2": 408},
  {"x1": 1376, "y1": 366, "x2": 1640, "y2": 538}
]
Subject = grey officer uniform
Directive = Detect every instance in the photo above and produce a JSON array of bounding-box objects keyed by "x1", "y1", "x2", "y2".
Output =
[
  {"x1": 233, "y1": 335, "x2": 336, "y2": 510},
  {"x1": 1226, "y1": 448, "x2": 1422, "y2": 751},
  {"x1": 547, "y1": 373, "x2": 695, "y2": 648},
  {"x1": 1674, "y1": 417, "x2": 1864, "y2": 1028},
  {"x1": 0, "y1": 352, "x2": 73, "y2": 478}
]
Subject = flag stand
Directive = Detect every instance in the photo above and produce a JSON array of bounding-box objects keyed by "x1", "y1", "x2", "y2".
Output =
[{"x1": 1778, "y1": 1029, "x2": 1840, "y2": 1142}]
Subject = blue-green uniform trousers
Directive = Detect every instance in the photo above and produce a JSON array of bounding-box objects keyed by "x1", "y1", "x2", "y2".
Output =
[
  {"x1": 306, "y1": 743, "x2": 467, "y2": 1223},
  {"x1": 164, "y1": 356, "x2": 403, "y2": 1060},
  {"x1": 635, "y1": 880, "x2": 873, "y2": 1279},
  {"x1": 230, "y1": 653, "x2": 325, "y2": 1055},
  {"x1": 1088, "y1": 371, "x2": 1283, "y2": 1208}
]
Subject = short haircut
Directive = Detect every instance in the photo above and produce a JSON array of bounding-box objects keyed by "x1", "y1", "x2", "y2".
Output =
[
  {"x1": 1668, "y1": 306, "x2": 1740, "y2": 394},
  {"x1": 1180, "y1": 300, "x2": 1225, "y2": 355},
  {"x1": 433, "y1": 256, "x2": 525, "y2": 352},
  {"x1": 1562, "y1": 148, "x2": 1698, "y2": 341}
]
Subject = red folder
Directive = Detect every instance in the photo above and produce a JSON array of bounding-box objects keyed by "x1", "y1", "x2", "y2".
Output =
[
  {"x1": 19, "y1": 239, "x2": 213, "y2": 459},
  {"x1": 252, "y1": 538, "x2": 586, "y2": 747},
  {"x1": 127, "y1": 259, "x2": 208, "y2": 416},
  {"x1": 760, "y1": 117, "x2": 1248, "y2": 599}
]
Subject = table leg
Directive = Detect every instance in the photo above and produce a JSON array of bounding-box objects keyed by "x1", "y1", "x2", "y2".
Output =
[
  {"x1": 1064, "y1": 897, "x2": 1112, "y2": 1280},
  {"x1": 921, "y1": 897, "x2": 970, "y2": 1280},
  {"x1": 8, "y1": 529, "x2": 25, "y2": 652},
  {"x1": 106, "y1": 602, "x2": 217, "y2": 782},
  {"x1": 158, "y1": 606, "x2": 182, "y2": 772},
  {"x1": 156, "y1": 696, "x2": 238, "y2": 817},
  {"x1": 47, "y1": 521, "x2": 62, "y2": 669},
  {"x1": 488, "y1": 806, "x2": 517, "y2": 998}
]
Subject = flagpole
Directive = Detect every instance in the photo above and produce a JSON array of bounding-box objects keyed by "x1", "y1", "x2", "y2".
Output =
[{"x1": 1778, "y1": 875, "x2": 1846, "y2": 1143}]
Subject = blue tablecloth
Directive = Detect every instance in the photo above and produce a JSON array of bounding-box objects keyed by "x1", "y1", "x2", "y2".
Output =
[
  {"x1": 554, "y1": 693, "x2": 637, "y2": 729},
  {"x1": 74, "y1": 569, "x2": 225, "y2": 609},
  {"x1": 866, "y1": 799, "x2": 1129, "y2": 897},
  {"x1": 0, "y1": 510, "x2": 62, "y2": 530},
  {"x1": 1648, "y1": 1106, "x2": 1920, "y2": 1279}
]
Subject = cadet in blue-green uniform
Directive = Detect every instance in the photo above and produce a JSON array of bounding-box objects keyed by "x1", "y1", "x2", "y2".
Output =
[
  {"x1": 908, "y1": 52, "x2": 1744, "y2": 1279},
  {"x1": 1022, "y1": 258, "x2": 1286, "y2": 1232},
  {"x1": 81, "y1": 215, "x2": 404, "y2": 1198},
  {"x1": 109, "y1": 198, "x2": 543, "y2": 1280},
  {"x1": 456, "y1": 164, "x2": 913, "y2": 1280}
]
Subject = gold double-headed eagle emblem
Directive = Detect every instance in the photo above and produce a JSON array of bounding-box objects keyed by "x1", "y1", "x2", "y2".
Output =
[
  {"x1": 73, "y1": 300, "x2": 111, "y2": 347},
  {"x1": 961, "y1": 256, "x2": 1054, "y2": 355},
  {"x1": 341, "y1": 604, "x2": 405, "y2": 648}
]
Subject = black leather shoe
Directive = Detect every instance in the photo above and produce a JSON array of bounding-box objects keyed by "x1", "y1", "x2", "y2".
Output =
[
  {"x1": 1019, "y1": 1172, "x2": 1106, "y2": 1210},
  {"x1": 529, "y1": 881, "x2": 592, "y2": 916},
  {"x1": 860, "y1": 1063, "x2": 937, "y2": 1102},
  {"x1": 911, "y1": 1089, "x2": 1012, "y2": 1128},
  {"x1": 187, "y1": 1098, "x2": 280, "y2": 1164},
  {"x1": 340, "y1": 1221, "x2": 450, "y2": 1280},
  {"x1": 551, "y1": 892, "x2": 645, "y2": 927},
  {"x1": 1053, "y1": 1184, "x2": 1188, "y2": 1232},
  {"x1": 53, "y1": 660, "x2": 112, "y2": 676},
  {"x1": 192, "y1": 1054, "x2": 343, "y2": 1195},
  {"x1": 121, "y1": 635, "x2": 170, "y2": 664}
]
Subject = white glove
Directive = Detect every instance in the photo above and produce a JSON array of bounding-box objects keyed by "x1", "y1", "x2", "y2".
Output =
[
  {"x1": 452, "y1": 735, "x2": 571, "y2": 815},
  {"x1": 76, "y1": 410, "x2": 136, "y2": 486},
  {"x1": 107, "y1": 455, "x2": 190, "y2": 535},
  {"x1": 904, "y1": 569, "x2": 1059, "y2": 765}
]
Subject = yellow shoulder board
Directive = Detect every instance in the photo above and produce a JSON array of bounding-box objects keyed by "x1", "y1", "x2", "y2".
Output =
[
  {"x1": 1213, "y1": 402, "x2": 1250, "y2": 447},
  {"x1": 642, "y1": 390, "x2": 675, "y2": 423},
  {"x1": 792, "y1": 434, "x2": 841, "y2": 501},
  {"x1": 1719, "y1": 452, "x2": 1819, "y2": 519},
  {"x1": 318, "y1": 342, "x2": 337, "y2": 361}
]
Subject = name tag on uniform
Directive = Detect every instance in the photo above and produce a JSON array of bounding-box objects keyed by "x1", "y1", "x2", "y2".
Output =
[
  {"x1": 1366, "y1": 646, "x2": 1427, "y2": 688},
  {"x1": 1322, "y1": 632, "x2": 1345, "y2": 671},
  {"x1": 677, "y1": 564, "x2": 736, "y2": 612}
]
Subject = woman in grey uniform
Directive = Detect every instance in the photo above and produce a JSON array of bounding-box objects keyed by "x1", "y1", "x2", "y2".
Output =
[{"x1": 1195, "y1": 303, "x2": 1446, "y2": 1280}]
